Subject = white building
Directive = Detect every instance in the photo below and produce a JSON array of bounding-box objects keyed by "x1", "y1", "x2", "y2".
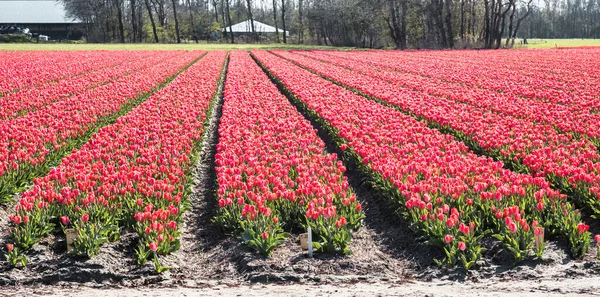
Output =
[{"x1": 222, "y1": 20, "x2": 289, "y2": 37}]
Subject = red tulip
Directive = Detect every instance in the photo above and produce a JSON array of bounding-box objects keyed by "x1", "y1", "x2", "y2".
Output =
[
  {"x1": 81, "y1": 213, "x2": 89, "y2": 223},
  {"x1": 261, "y1": 232, "x2": 269, "y2": 240},
  {"x1": 577, "y1": 223, "x2": 589, "y2": 235},
  {"x1": 537, "y1": 202, "x2": 544, "y2": 211},
  {"x1": 444, "y1": 235, "x2": 453, "y2": 243},
  {"x1": 335, "y1": 217, "x2": 347, "y2": 228},
  {"x1": 149, "y1": 242, "x2": 158, "y2": 252},
  {"x1": 458, "y1": 241, "x2": 466, "y2": 251},
  {"x1": 60, "y1": 216, "x2": 70, "y2": 225},
  {"x1": 6, "y1": 244, "x2": 14, "y2": 252}
]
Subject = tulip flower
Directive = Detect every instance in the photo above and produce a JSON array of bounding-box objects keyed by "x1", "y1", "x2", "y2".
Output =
[
  {"x1": 60, "y1": 216, "x2": 70, "y2": 226},
  {"x1": 578, "y1": 223, "x2": 590, "y2": 235},
  {"x1": 444, "y1": 235, "x2": 453, "y2": 243},
  {"x1": 458, "y1": 241, "x2": 467, "y2": 251},
  {"x1": 252, "y1": 49, "x2": 593, "y2": 267},
  {"x1": 4, "y1": 51, "x2": 223, "y2": 270}
]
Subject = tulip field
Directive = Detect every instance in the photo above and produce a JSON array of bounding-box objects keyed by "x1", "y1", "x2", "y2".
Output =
[{"x1": 2, "y1": 47, "x2": 600, "y2": 281}]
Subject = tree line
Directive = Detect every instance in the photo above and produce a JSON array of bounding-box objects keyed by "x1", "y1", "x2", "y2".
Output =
[{"x1": 61, "y1": 0, "x2": 600, "y2": 48}]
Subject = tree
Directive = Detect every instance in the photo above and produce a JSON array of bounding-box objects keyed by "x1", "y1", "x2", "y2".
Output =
[
  {"x1": 281, "y1": 0, "x2": 287, "y2": 43},
  {"x1": 273, "y1": 0, "x2": 280, "y2": 42},
  {"x1": 60, "y1": 0, "x2": 553, "y2": 47},
  {"x1": 225, "y1": 0, "x2": 234, "y2": 43},
  {"x1": 506, "y1": 0, "x2": 534, "y2": 47},
  {"x1": 212, "y1": 0, "x2": 219, "y2": 22},
  {"x1": 187, "y1": 0, "x2": 196, "y2": 42},
  {"x1": 385, "y1": 0, "x2": 408, "y2": 49},
  {"x1": 246, "y1": 0, "x2": 257, "y2": 41},
  {"x1": 298, "y1": 0, "x2": 304, "y2": 43},
  {"x1": 445, "y1": 0, "x2": 454, "y2": 47},
  {"x1": 172, "y1": 0, "x2": 181, "y2": 43},
  {"x1": 145, "y1": 0, "x2": 160, "y2": 42},
  {"x1": 115, "y1": 0, "x2": 125, "y2": 43},
  {"x1": 131, "y1": 0, "x2": 137, "y2": 42}
]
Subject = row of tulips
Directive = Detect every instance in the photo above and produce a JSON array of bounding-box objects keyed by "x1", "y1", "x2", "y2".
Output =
[
  {"x1": 275, "y1": 50, "x2": 600, "y2": 221},
  {"x1": 295, "y1": 50, "x2": 600, "y2": 146},
  {"x1": 0, "y1": 51, "x2": 129, "y2": 96},
  {"x1": 214, "y1": 51, "x2": 363, "y2": 255},
  {"x1": 5, "y1": 50, "x2": 227, "y2": 272},
  {"x1": 252, "y1": 50, "x2": 590, "y2": 269},
  {"x1": 325, "y1": 49, "x2": 600, "y2": 111},
  {"x1": 0, "y1": 51, "x2": 181, "y2": 121},
  {"x1": 0, "y1": 51, "x2": 202, "y2": 204}
]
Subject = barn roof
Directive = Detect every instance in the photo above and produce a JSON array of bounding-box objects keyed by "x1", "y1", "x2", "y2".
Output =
[
  {"x1": 223, "y1": 20, "x2": 288, "y2": 35},
  {"x1": 0, "y1": 0, "x2": 81, "y2": 24}
]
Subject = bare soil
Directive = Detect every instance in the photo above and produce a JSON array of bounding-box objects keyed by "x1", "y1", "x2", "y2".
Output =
[{"x1": 1, "y1": 66, "x2": 600, "y2": 297}]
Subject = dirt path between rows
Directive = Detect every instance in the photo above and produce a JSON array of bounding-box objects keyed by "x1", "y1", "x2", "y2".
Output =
[{"x1": 4, "y1": 275, "x2": 600, "y2": 297}]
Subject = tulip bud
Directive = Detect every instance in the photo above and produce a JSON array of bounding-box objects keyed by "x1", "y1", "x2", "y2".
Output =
[{"x1": 60, "y1": 216, "x2": 70, "y2": 225}]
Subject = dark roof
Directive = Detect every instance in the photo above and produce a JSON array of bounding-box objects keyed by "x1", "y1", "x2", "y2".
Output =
[{"x1": 0, "y1": 1, "x2": 81, "y2": 24}]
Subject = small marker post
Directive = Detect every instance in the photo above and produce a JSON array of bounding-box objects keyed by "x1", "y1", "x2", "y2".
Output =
[{"x1": 307, "y1": 226, "x2": 313, "y2": 257}]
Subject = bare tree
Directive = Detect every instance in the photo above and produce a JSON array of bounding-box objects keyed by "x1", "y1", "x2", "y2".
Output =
[
  {"x1": 115, "y1": 0, "x2": 125, "y2": 42},
  {"x1": 281, "y1": 0, "x2": 287, "y2": 43},
  {"x1": 225, "y1": 0, "x2": 234, "y2": 43},
  {"x1": 298, "y1": 0, "x2": 304, "y2": 43},
  {"x1": 506, "y1": 0, "x2": 533, "y2": 47},
  {"x1": 445, "y1": 0, "x2": 454, "y2": 47},
  {"x1": 272, "y1": 0, "x2": 280, "y2": 42},
  {"x1": 187, "y1": 0, "x2": 197, "y2": 42},
  {"x1": 246, "y1": 0, "x2": 257, "y2": 41},
  {"x1": 172, "y1": 0, "x2": 181, "y2": 43},
  {"x1": 145, "y1": 0, "x2": 159, "y2": 42},
  {"x1": 460, "y1": 0, "x2": 465, "y2": 38},
  {"x1": 385, "y1": 0, "x2": 408, "y2": 49},
  {"x1": 131, "y1": 0, "x2": 137, "y2": 42},
  {"x1": 212, "y1": 0, "x2": 219, "y2": 22}
]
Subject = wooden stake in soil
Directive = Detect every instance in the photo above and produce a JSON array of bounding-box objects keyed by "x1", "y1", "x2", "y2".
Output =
[
  {"x1": 65, "y1": 228, "x2": 78, "y2": 252},
  {"x1": 300, "y1": 233, "x2": 308, "y2": 250}
]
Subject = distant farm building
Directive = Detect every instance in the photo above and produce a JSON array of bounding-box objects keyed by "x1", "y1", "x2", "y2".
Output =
[
  {"x1": 0, "y1": 0, "x2": 83, "y2": 40},
  {"x1": 223, "y1": 20, "x2": 289, "y2": 37}
]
